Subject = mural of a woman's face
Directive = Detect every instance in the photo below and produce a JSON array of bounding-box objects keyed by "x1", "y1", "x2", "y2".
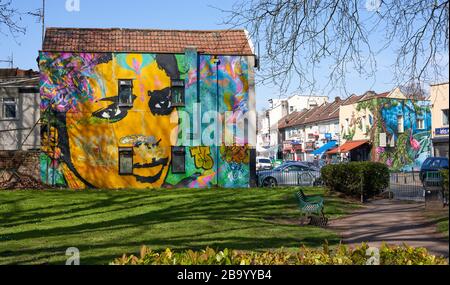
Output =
[{"x1": 64, "y1": 54, "x2": 179, "y2": 189}]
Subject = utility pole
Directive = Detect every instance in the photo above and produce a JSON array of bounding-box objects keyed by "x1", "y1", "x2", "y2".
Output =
[{"x1": 42, "y1": 0, "x2": 46, "y2": 47}]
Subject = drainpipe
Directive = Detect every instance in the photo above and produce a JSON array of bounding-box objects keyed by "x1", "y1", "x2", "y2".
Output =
[{"x1": 213, "y1": 56, "x2": 221, "y2": 187}]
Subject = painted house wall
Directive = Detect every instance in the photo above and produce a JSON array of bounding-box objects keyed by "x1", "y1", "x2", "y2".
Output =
[
  {"x1": 376, "y1": 99, "x2": 431, "y2": 171},
  {"x1": 281, "y1": 119, "x2": 338, "y2": 162},
  {"x1": 303, "y1": 121, "x2": 339, "y2": 148},
  {"x1": 430, "y1": 83, "x2": 449, "y2": 138},
  {"x1": 339, "y1": 102, "x2": 375, "y2": 144},
  {"x1": 430, "y1": 82, "x2": 449, "y2": 158},
  {"x1": 286, "y1": 94, "x2": 328, "y2": 113},
  {"x1": 0, "y1": 87, "x2": 40, "y2": 150},
  {"x1": 39, "y1": 51, "x2": 255, "y2": 189},
  {"x1": 339, "y1": 96, "x2": 432, "y2": 171}
]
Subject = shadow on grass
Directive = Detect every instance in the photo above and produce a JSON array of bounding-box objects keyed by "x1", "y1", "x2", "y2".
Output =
[{"x1": 0, "y1": 187, "x2": 350, "y2": 264}]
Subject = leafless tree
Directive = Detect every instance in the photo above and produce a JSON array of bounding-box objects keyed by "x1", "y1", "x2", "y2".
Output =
[
  {"x1": 221, "y1": 0, "x2": 449, "y2": 95},
  {"x1": 400, "y1": 81, "x2": 428, "y2": 100},
  {"x1": 0, "y1": 0, "x2": 25, "y2": 38}
]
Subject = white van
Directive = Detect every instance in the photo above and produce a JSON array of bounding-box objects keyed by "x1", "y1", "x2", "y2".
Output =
[{"x1": 256, "y1": 157, "x2": 273, "y2": 171}]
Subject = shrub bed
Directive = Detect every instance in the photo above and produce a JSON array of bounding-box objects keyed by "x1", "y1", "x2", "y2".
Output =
[
  {"x1": 111, "y1": 243, "x2": 447, "y2": 265},
  {"x1": 321, "y1": 162, "x2": 389, "y2": 200}
]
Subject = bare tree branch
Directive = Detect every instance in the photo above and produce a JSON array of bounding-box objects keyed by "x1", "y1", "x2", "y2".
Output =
[
  {"x1": 0, "y1": 0, "x2": 26, "y2": 39},
  {"x1": 220, "y1": 0, "x2": 449, "y2": 96}
]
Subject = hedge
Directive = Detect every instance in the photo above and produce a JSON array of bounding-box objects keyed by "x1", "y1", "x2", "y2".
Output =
[
  {"x1": 111, "y1": 243, "x2": 447, "y2": 265},
  {"x1": 441, "y1": 169, "x2": 449, "y2": 193},
  {"x1": 321, "y1": 162, "x2": 389, "y2": 200}
]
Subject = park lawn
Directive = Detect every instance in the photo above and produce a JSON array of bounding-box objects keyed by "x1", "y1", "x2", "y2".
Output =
[
  {"x1": 0, "y1": 187, "x2": 358, "y2": 265},
  {"x1": 424, "y1": 208, "x2": 449, "y2": 239}
]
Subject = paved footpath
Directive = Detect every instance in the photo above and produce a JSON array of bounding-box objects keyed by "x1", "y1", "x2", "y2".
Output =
[{"x1": 329, "y1": 199, "x2": 449, "y2": 258}]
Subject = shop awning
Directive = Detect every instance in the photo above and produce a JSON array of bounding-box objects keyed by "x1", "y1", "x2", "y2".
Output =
[
  {"x1": 327, "y1": 140, "x2": 369, "y2": 154},
  {"x1": 312, "y1": 141, "x2": 338, "y2": 156}
]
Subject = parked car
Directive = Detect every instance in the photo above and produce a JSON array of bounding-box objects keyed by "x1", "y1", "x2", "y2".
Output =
[
  {"x1": 420, "y1": 157, "x2": 449, "y2": 182},
  {"x1": 256, "y1": 157, "x2": 273, "y2": 170},
  {"x1": 257, "y1": 162, "x2": 321, "y2": 187},
  {"x1": 286, "y1": 161, "x2": 321, "y2": 172}
]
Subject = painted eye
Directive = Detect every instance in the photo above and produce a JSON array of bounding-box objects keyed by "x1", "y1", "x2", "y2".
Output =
[
  {"x1": 101, "y1": 111, "x2": 111, "y2": 119},
  {"x1": 148, "y1": 88, "x2": 174, "y2": 116},
  {"x1": 92, "y1": 103, "x2": 128, "y2": 122}
]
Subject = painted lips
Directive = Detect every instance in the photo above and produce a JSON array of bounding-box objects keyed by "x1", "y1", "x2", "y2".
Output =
[
  {"x1": 119, "y1": 135, "x2": 169, "y2": 184},
  {"x1": 133, "y1": 157, "x2": 169, "y2": 184}
]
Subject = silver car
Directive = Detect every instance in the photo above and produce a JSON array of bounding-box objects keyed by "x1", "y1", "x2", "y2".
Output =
[{"x1": 257, "y1": 162, "x2": 321, "y2": 187}]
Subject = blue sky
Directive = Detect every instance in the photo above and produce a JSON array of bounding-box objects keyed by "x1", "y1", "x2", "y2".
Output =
[{"x1": 0, "y1": 0, "x2": 448, "y2": 111}]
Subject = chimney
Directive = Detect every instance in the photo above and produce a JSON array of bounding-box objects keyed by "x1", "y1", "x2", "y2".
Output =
[{"x1": 281, "y1": 100, "x2": 289, "y2": 116}]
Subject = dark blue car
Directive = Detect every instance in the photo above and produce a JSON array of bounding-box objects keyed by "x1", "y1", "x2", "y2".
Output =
[{"x1": 420, "y1": 157, "x2": 449, "y2": 182}]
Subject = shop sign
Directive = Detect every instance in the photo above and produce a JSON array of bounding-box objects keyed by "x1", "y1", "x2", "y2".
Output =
[{"x1": 436, "y1": 128, "x2": 449, "y2": 136}]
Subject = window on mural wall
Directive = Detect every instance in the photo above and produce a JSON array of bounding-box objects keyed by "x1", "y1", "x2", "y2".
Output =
[
  {"x1": 118, "y1": 80, "x2": 133, "y2": 106},
  {"x1": 171, "y1": 79, "x2": 185, "y2": 107},
  {"x1": 397, "y1": 115, "x2": 404, "y2": 133},
  {"x1": 416, "y1": 119, "x2": 425, "y2": 130},
  {"x1": 443, "y1": 109, "x2": 449, "y2": 126},
  {"x1": 119, "y1": 148, "x2": 133, "y2": 175},
  {"x1": 1, "y1": 97, "x2": 18, "y2": 119},
  {"x1": 172, "y1": 146, "x2": 186, "y2": 173}
]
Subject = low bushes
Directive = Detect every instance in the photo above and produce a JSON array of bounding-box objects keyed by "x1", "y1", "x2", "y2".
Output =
[
  {"x1": 321, "y1": 162, "x2": 389, "y2": 200},
  {"x1": 111, "y1": 243, "x2": 447, "y2": 265},
  {"x1": 441, "y1": 169, "x2": 449, "y2": 193}
]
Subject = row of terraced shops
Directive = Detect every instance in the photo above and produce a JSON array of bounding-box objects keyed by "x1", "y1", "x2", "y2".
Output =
[{"x1": 278, "y1": 85, "x2": 448, "y2": 172}]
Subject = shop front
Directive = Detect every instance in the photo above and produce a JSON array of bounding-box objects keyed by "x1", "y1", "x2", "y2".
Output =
[
  {"x1": 433, "y1": 127, "x2": 449, "y2": 158},
  {"x1": 283, "y1": 141, "x2": 302, "y2": 161},
  {"x1": 327, "y1": 140, "x2": 371, "y2": 162}
]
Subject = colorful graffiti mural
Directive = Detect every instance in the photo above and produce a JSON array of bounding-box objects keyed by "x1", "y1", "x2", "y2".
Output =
[
  {"x1": 356, "y1": 98, "x2": 432, "y2": 171},
  {"x1": 39, "y1": 50, "x2": 252, "y2": 189},
  {"x1": 376, "y1": 99, "x2": 431, "y2": 171}
]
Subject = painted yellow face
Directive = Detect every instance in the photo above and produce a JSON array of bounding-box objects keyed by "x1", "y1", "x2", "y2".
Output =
[{"x1": 65, "y1": 54, "x2": 178, "y2": 189}]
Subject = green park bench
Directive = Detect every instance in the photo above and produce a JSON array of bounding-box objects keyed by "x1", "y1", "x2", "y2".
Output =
[{"x1": 295, "y1": 189, "x2": 327, "y2": 226}]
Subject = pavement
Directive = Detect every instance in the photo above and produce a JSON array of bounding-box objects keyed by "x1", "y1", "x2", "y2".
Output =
[{"x1": 329, "y1": 199, "x2": 449, "y2": 258}]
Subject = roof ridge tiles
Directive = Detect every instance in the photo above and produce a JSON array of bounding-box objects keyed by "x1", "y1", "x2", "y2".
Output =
[
  {"x1": 45, "y1": 27, "x2": 246, "y2": 33},
  {"x1": 43, "y1": 27, "x2": 253, "y2": 55}
]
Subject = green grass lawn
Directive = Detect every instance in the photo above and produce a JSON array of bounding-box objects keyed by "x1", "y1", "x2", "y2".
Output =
[
  {"x1": 424, "y1": 208, "x2": 449, "y2": 239},
  {"x1": 0, "y1": 187, "x2": 358, "y2": 265}
]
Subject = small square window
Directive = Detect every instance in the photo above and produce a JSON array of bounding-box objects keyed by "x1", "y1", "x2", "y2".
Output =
[
  {"x1": 2, "y1": 98, "x2": 17, "y2": 119},
  {"x1": 171, "y1": 79, "x2": 185, "y2": 107},
  {"x1": 172, "y1": 146, "x2": 186, "y2": 173},
  {"x1": 397, "y1": 115, "x2": 404, "y2": 133},
  {"x1": 443, "y1": 109, "x2": 449, "y2": 126},
  {"x1": 119, "y1": 148, "x2": 133, "y2": 175},
  {"x1": 118, "y1": 80, "x2": 133, "y2": 106},
  {"x1": 417, "y1": 119, "x2": 425, "y2": 130}
]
